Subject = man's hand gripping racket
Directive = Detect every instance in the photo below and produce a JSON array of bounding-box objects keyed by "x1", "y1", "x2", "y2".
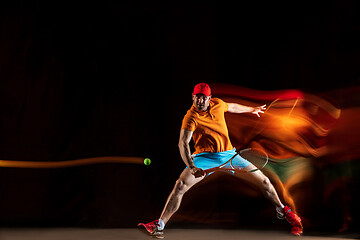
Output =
[{"x1": 190, "y1": 166, "x2": 206, "y2": 178}]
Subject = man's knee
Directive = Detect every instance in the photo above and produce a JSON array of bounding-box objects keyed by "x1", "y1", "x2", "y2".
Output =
[
  {"x1": 261, "y1": 176, "x2": 273, "y2": 195},
  {"x1": 263, "y1": 176, "x2": 271, "y2": 185},
  {"x1": 174, "y1": 179, "x2": 188, "y2": 195}
]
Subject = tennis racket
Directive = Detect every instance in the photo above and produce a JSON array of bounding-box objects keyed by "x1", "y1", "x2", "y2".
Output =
[{"x1": 204, "y1": 148, "x2": 269, "y2": 175}]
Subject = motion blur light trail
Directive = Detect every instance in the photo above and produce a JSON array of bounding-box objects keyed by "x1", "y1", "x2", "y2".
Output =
[
  {"x1": 212, "y1": 84, "x2": 341, "y2": 161},
  {"x1": 0, "y1": 156, "x2": 144, "y2": 168}
]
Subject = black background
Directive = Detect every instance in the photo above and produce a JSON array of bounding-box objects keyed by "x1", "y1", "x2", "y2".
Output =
[{"x1": 0, "y1": 0, "x2": 359, "y2": 230}]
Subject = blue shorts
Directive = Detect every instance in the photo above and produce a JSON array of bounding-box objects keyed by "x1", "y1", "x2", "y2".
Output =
[{"x1": 191, "y1": 148, "x2": 251, "y2": 171}]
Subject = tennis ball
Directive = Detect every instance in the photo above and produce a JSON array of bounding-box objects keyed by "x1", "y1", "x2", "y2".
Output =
[{"x1": 144, "y1": 158, "x2": 151, "y2": 165}]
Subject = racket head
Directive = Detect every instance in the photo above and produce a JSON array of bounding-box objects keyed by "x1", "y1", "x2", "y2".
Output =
[{"x1": 231, "y1": 148, "x2": 269, "y2": 172}]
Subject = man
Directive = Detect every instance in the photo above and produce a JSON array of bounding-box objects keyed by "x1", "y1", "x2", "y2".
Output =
[{"x1": 139, "y1": 83, "x2": 303, "y2": 238}]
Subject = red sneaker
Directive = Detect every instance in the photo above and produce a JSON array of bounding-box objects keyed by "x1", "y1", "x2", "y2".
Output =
[
  {"x1": 138, "y1": 219, "x2": 164, "y2": 238},
  {"x1": 283, "y1": 206, "x2": 303, "y2": 236}
]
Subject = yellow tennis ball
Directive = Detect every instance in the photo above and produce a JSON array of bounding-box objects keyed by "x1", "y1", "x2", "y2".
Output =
[{"x1": 144, "y1": 158, "x2": 151, "y2": 165}]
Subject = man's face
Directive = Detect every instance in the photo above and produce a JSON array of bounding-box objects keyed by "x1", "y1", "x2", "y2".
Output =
[{"x1": 192, "y1": 94, "x2": 211, "y2": 112}]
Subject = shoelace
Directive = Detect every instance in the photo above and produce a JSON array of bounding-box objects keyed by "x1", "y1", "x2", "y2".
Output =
[
  {"x1": 150, "y1": 220, "x2": 160, "y2": 228},
  {"x1": 141, "y1": 220, "x2": 159, "y2": 232}
]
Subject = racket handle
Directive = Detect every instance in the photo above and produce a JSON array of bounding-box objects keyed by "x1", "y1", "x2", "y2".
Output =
[{"x1": 204, "y1": 167, "x2": 216, "y2": 175}]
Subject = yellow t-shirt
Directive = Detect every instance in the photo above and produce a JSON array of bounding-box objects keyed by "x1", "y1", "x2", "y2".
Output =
[{"x1": 181, "y1": 98, "x2": 234, "y2": 154}]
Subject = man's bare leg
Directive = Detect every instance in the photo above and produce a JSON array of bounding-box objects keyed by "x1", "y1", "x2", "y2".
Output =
[
  {"x1": 233, "y1": 165, "x2": 303, "y2": 235},
  {"x1": 233, "y1": 164, "x2": 284, "y2": 208},
  {"x1": 160, "y1": 168, "x2": 205, "y2": 224}
]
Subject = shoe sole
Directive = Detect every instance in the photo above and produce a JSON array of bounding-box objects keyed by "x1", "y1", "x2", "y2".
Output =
[
  {"x1": 152, "y1": 234, "x2": 164, "y2": 239},
  {"x1": 138, "y1": 224, "x2": 164, "y2": 239}
]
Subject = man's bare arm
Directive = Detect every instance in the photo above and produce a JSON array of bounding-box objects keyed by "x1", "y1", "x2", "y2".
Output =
[
  {"x1": 178, "y1": 129, "x2": 195, "y2": 169},
  {"x1": 227, "y1": 103, "x2": 266, "y2": 117},
  {"x1": 178, "y1": 129, "x2": 205, "y2": 178}
]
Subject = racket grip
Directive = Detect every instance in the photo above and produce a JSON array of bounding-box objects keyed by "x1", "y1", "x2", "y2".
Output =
[{"x1": 204, "y1": 167, "x2": 215, "y2": 175}]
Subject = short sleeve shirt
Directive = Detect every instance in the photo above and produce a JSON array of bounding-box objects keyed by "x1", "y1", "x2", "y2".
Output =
[{"x1": 181, "y1": 98, "x2": 234, "y2": 154}]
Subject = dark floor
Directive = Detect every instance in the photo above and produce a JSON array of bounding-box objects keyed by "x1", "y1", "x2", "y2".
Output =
[{"x1": 0, "y1": 228, "x2": 358, "y2": 240}]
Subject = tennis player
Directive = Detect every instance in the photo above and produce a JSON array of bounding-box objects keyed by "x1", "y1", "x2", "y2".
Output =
[{"x1": 138, "y1": 83, "x2": 303, "y2": 238}]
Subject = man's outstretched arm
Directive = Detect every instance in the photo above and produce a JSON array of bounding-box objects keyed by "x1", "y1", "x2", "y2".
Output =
[{"x1": 227, "y1": 103, "x2": 266, "y2": 117}]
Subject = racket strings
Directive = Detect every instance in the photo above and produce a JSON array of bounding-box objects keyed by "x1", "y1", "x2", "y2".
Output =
[{"x1": 235, "y1": 149, "x2": 269, "y2": 171}]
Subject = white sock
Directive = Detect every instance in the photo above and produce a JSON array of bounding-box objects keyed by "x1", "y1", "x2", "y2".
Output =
[
  {"x1": 158, "y1": 219, "x2": 165, "y2": 230},
  {"x1": 276, "y1": 204, "x2": 285, "y2": 212}
]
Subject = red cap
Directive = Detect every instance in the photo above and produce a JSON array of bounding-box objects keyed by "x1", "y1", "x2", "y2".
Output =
[{"x1": 193, "y1": 83, "x2": 211, "y2": 96}]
